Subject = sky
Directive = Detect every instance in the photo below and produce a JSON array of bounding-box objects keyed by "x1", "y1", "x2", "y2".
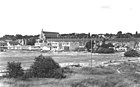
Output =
[{"x1": 0, "y1": 0, "x2": 140, "y2": 37}]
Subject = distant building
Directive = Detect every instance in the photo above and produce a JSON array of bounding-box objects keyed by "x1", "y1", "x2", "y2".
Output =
[
  {"x1": 106, "y1": 38, "x2": 140, "y2": 51},
  {"x1": 47, "y1": 38, "x2": 89, "y2": 51},
  {"x1": 0, "y1": 41, "x2": 8, "y2": 51},
  {"x1": 39, "y1": 29, "x2": 59, "y2": 40},
  {"x1": 35, "y1": 29, "x2": 59, "y2": 46},
  {"x1": 35, "y1": 30, "x2": 105, "y2": 51},
  {"x1": 7, "y1": 41, "x2": 21, "y2": 49},
  {"x1": 17, "y1": 39, "x2": 27, "y2": 45},
  {"x1": 0, "y1": 41, "x2": 7, "y2": 47}
]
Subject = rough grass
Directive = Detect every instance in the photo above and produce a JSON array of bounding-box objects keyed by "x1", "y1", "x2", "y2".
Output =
[
  {"x1": 1, "y1": 51, "x2": 140, "y2": 87},
  {"x1": 2, "y1": 62, "x2": 140, "y2": 87},
  {"x1": 0, "y1": 51, "x2": 133, "y2": 72},
  {"x1": 71, "y1": 62, "x2": 140, "y2": 87},
  {"x1": 79, "y1": 66, "x2": 117, "y2": 75},
  {"x1": 0, "y1": 72, "x2": 139, "y2": 87}
]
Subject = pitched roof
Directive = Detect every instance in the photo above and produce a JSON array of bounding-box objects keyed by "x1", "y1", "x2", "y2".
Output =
[
  {"x1": 47, "y1": 38, "x2": 102, "y2": 42},
  {"x1": 48, "y1": 38, "x2": 86, "y2": 42},
  {"x1": 42, "y1": 31, "x2": 59, "y2": 34}
]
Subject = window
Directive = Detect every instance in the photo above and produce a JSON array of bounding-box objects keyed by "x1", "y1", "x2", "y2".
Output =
[{"x1": 62, "y1": 42, "x2": 69, "y2": 46}]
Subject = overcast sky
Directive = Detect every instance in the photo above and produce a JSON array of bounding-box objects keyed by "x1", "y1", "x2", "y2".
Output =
[{"x1": 0, "y1": 0, "x2": 140, "y2": 37}]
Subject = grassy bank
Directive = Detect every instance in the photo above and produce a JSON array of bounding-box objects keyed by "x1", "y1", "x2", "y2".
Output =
[{"x1": 1, "y1": 61, "x2": 140, "y2": 87}]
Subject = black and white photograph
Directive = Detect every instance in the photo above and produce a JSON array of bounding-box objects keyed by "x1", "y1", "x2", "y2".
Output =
[{"x1": 1, "y1": 0, "x2": 140, "y2": 87}]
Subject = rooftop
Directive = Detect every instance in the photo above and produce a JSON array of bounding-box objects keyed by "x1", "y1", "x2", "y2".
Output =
[{"x1": 42, "y1": 31, "x2": 59, "y2": 34}]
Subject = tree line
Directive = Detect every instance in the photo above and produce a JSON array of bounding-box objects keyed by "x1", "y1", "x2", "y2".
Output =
[
  {"x1": 59, "y1": 31, "x2": 140, "y2": 39},
  {"x1": 1, "y1": 31, "x2": 140, "y2": 41},
  {"x1": 116, "y1": 31, "x2": 140, "y2": 38},
  {"x1": 0, "y1": 34, "x2": 39, "y2": 45},
  {"x1": 0, "y1": 34, "x2": 39, "y2": 40}
]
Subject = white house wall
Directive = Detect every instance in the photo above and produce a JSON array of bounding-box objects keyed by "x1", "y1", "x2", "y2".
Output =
[
  {"x1": 48, "y1": 41, "x2": 79, "y2": 51},
  {"x1": 69, "y1": 42, "x2": 79, "y2": 51}
]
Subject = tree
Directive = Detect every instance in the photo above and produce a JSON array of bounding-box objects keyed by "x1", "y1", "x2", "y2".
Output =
[
  {"x1": 28, "y1": 55, "x2": 65, "y2": 78},
  {"x1": 15, "y1": 34, "x2": 23, "y2": 39},
  {"x1": 91, "y1": 34, "x2": 98, "y2": 38},
  {"x1": 136, "y1": 31, "x2": 138, "y2": 35},
  {"x1": 88, "y1": 33, "x2": 90, "y2": 38},
  {"x1": 124, "y1": 33, "x2": 132, "y2": 38},
  {"x1": 134, "y1": 31, "x2": 139, "y2": 38},
  {"x1": 116, "y1": 31, "x2": 123, "y2": 38},
  {"x1": 85, "y1": 40, "x2": 95, "y2": 52},
  {"x1": 104, "y1": 33, "x2": 114, "y2": 38},
  {"x1": 27, "y1": 38, "x2": 36, "y2": 45},
  {"x1": 100, "y1": 43, "x2": 114, "y2": 48},
  {"x1": 2, "y1": 35, "x2": 15, "y2": 40},
  {"x1": 6, "y1": 62, "x2": 24, "y2": 78},
  {"x1": 124, "y1": 49, "x2": 140, "y2": 57}
]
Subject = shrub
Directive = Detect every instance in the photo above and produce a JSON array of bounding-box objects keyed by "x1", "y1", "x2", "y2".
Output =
[
  {"x1": 85, "y1": 40, "x2": 95, "y2": 52},
  {"x1": 74, "y1": 47, "x2": 86, "y2": 52},
  {"x1": 100, "y1": 43, "x2": 114, "y2": 48},
  {"x1": 62, "y1": 67, "x2": 73, "y2": 73},
  {"x1": 124, "y1": 49, "x2": 140, "y2": 57},
  {"x1": 6, "y1": 61, "x2": 24, "y2": 78},
  {"x1": 27, "y1": 55, "x2": 65, "y2": 78},
  {"x1": 46, "y1": 68, "x2": 66, "y2": 78},
  {"x1": 5, "y1": 55, "x2": 65, "y2": 79},
  {"x1": 96, "y1": 47, "x2": 115, "y2": 54}
]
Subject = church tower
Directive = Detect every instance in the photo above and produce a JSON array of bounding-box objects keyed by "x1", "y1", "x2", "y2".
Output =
[{"x1": 39, "y1": 28, "x2": 46, "y2": 40}]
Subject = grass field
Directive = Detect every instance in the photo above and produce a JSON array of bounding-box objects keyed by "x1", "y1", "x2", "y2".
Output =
[
  {"x1": 0, "y1": 50, "x2": 128, "y2": 71},
  {"x1": 0, "y1": 50, "x2": 139, "y2": 87}
]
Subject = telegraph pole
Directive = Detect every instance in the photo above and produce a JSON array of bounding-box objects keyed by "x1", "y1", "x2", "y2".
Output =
[{"x1": 91, "y1": 38, "x2": 92, "y2": 67}]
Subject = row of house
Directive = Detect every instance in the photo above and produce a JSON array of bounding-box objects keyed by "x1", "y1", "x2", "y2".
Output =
[
  {"x1": 1, "y1": 29, "x2": 140, "y2": 52},
  {"x1": 35, "y1": 38, "x2": 88, "y2": 51},
  {"x1": 35, "y1": 29, "x2": 140, "y2": 52},
  {"x1": 0, "y1": 37, "x2": 37, "y2": 51},
  {"x1": 35, "y1": 29, "x2": 82, "y2": 51},
  {"x1": 34, "y1": 29, "x2": 106, "y2": 51},
  {"x1": 106, "y1": 38, "x2": 140, "y2": 51}
]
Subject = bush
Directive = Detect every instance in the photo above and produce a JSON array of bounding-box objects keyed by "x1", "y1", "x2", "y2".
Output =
[
  {"x1": 6, "y1": 61, "x2": 24, "y2": 78},
  {"x1": 74, "y1": 47, "x2": 86, "y2": 52},
  {"x1": 5, "y1": 55, "x2": 65, "y2": 79},
  {"x1": 96, "y1": 47, "x2": 115, "y2": 54},
  {"x1": 124, "y1": 49, "x2": 140, "y2": 57},
  {"x1": 100, "y1": 43, "x2": 114, "y2": 48},
  {"x1": 26, "y1": 55, "x2": 65, "y2": 78},
  {"x1": 85, "y1": 40, "x2": 95, "y2": 52},
  {"x1": 45, "y1": 68, "x2": 66, "y2": 78}
]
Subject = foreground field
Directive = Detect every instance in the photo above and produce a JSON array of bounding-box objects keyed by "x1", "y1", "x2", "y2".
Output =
[
  {"x1": 0, "y1": 50, "x2": 133, "y2": 71},
  {"x1": 0, "y1": 50, "x2": 140, "y2": 87},
  {"x1": 1, "y1": 62, "x2": 140, "y2": 87}
]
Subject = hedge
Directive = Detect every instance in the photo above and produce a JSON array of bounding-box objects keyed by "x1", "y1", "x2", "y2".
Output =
[
  {"x1": 124, "y1": 49, "x2": 140, "y2": 57},
  {"x1": 96, "y1": 47, "x2": 115, "y2": 54}
]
